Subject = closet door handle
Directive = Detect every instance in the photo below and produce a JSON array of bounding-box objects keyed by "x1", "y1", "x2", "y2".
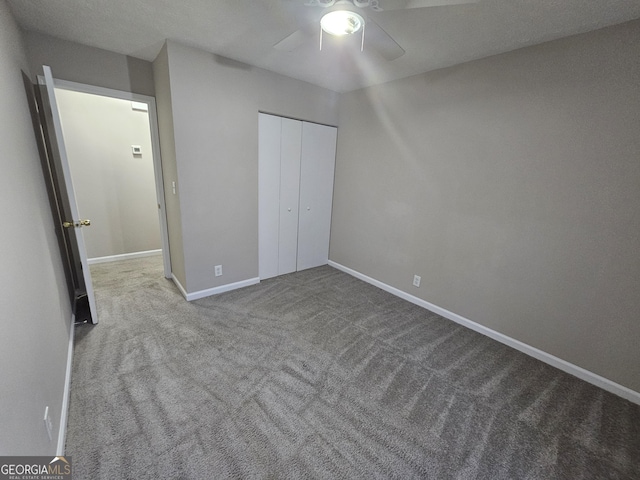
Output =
[
  {"x1": 306, "y1": 207, "x2": 311, "y2": 211},
  {"x1": 288, "y1": 208, "x2": 292, "y2": 212}
]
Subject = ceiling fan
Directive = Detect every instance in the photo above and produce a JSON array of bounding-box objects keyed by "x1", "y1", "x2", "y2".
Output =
[{"x1": 274, "y1": 0, "x2": 480, "y2": 60}]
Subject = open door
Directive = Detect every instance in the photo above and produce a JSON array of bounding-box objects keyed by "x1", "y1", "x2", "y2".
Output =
[{"x1": 38, "y1": 66, "x2": 98, "y2": 324}]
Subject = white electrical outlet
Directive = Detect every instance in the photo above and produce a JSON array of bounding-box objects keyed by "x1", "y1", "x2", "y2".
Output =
[
  {"x1": 215, "y1": 265, "x2": 223, "y2": 277},
  {"x1": 413, "y1": 275, "x2": 421, "y2": 288},
  {"x1": 44, "y1": 406, "x2": 53, "y2": 442}
]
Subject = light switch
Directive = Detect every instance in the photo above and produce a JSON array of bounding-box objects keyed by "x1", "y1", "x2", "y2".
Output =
[{"x1": 132, "y1": 145, "x2": 142, "y2": 155}]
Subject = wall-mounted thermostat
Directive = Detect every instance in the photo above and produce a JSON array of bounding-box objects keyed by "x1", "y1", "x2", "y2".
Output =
[{"x1": 132, "y1": 145, "x2": 142, "y2": 155}]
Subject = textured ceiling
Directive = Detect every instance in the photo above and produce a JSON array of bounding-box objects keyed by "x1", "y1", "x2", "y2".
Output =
[{"x1": 7, "y1": 0, "x2": 640, "y2": 92}]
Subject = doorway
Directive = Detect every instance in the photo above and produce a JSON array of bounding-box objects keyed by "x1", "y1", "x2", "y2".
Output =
[{"x1": 52, "y1": 80, "x2": 171, "y2": 282}]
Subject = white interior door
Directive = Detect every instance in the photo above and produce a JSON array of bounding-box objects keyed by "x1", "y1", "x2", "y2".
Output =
[
  {"x1": 42, "y1": 66, "x2": 98, "y2": 324},
  {"x1": 297, "y1": 122, "x2": 337, "y2": 271},
  {"x1": 278, "y1": 118, "x2": 302, "y2": 275}
]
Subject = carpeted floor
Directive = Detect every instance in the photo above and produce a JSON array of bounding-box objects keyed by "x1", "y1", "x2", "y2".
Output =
[{"x1": 66, "y1": 256, "x2": 640, "y2": 479}]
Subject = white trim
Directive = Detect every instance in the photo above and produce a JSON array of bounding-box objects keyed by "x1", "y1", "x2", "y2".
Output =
[
  {"x1": 52, "y1": 79, "x2": 150, "y2": 104},
  {"x1": 57, "y1": 314, "x2": 75, "y2": 455},
  {"x1": 88, "y1": 249, "x2": 162, "y2": 265},
  {"x1": 52, "y1": 78, "x2": 172, "y2": 279},
  {"x1": 145, "y1": 97, "x2": 172, "y2": 279},
  {"x1": 171, "y1": 274, "x2": 260, "y2": 301},
  {"x1": 171, "y1": 274, "x2": 189, "y2": 299},
  {"x1": 328, "y1": 260, "x2": 640, "y2": 405}
]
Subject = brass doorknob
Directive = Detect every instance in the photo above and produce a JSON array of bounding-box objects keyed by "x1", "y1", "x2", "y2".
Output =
[{"x1": 62, "y1": 219, "x2": 91, "y2": 228}]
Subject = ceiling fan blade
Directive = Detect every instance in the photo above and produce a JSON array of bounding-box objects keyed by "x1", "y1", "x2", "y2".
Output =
[
  {"x1": 378, "y1": 0, "x2": 479, "y2": 10},
  {"x1": 365, "y1": 18, "x2": 405, "y2": 61},
  {"x1": 274, "y1": 29, "x2": 310, "y2": 51},
  {"x1": 273, "y1": 0, "x2": 327, "y2": 52}
]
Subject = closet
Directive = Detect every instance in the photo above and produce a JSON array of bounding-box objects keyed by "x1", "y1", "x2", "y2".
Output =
[{"x1": 258, "y1": 113, "x2": 337, "y2": 280}]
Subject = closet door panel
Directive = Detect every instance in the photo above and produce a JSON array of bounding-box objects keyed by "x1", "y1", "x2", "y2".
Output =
[
  {"x1": 278, "y1": 118, "x2": 302, "y2": 275},
  {"x1": 297, "y1": 122, "x2": 337, "y2": 271},
  {"x1": 258, "y1": 113, "x2": 281, "y2": 280}
]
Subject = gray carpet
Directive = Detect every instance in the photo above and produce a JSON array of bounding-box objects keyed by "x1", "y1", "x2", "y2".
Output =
[{"x1": 66, "y1": 256, "x2": 640, "y2": 479}]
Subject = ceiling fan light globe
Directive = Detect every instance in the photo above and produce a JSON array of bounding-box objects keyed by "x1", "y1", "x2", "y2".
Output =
[{"x1": 320, "y1": 10, "x2": 365, "y2": 36}]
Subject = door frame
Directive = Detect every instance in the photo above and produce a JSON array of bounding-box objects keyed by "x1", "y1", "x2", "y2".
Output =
[{"x1": 51, "y1": 79, "x2": 172, "y2": 278}]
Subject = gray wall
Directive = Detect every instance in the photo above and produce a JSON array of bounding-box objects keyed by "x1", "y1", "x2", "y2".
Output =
[
  {"x1": 157, "y1": 41, "x2": 338, "y2": 292},
  {"x1": 330, "y1": 20, "x2": 640, "y2": 392},
  {"x1": 55, "y1": 88, "x2": 161, "y2": 259},
  {"x1": 0, "y1": 0, "x2": 72, "y2": 454},
  {"x1": 23, "y1": 31, "x2": 155, "y2": 96}
]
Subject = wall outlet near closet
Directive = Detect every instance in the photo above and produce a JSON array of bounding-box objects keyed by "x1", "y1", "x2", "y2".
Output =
[
  {"x1": 413, "y1": 275, "x2": 421, "y2": 288},
  {"x1": 215, "y1": 265, "x2": 223, "y2": 277}
]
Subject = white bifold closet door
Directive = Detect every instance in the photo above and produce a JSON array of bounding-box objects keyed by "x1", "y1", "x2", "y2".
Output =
[
  {"x1": 278, "y1": 118, "x2": 302, "y2": 275},
  {"x1": 258, "y1": 113, "x2": 337, "y2": 280},
  {"x1": 297, "y1": 121, "x2": 337, "y2": 271}
]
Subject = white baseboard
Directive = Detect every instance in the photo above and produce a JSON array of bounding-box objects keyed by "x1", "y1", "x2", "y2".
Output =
[
  {"x1": 57, "y1": 313, "x2": 75, "y2": 455},
  {"x1": 171, "y1": 274, "x2": 260, "y2": 301},
  {"x1": 328, "y1": 260, "x2": 640, "y2": 405},
  {"x1": 88, "y1": 249, "x2": 162, "y2": 265}
]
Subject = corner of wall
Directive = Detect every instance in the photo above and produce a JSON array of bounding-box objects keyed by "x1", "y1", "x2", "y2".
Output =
[{"x1": 152, "y1": 42, "x2": 187, "y2": 288}]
